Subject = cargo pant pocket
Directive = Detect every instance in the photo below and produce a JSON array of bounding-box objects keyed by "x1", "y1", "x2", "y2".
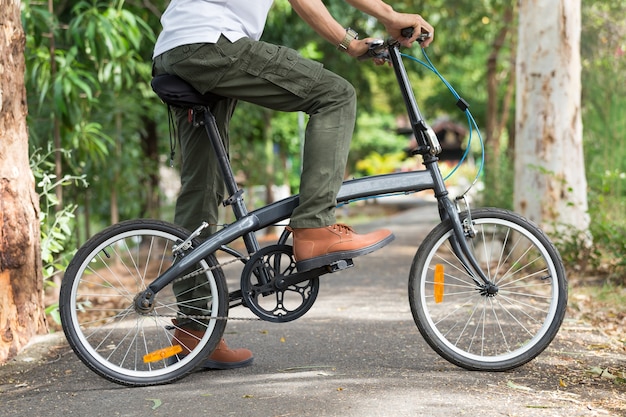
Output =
[
  {"x1": 241, "y1": 41, "x2": 324, "y2": 98},
  {"x1": 160, "y1": 42, "x2": 236, "y2": 94}
]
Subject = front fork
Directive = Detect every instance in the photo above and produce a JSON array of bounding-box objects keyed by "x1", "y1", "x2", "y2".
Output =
[{"x1": 436, "y1": 184, "x2": 498, "y2": 292}]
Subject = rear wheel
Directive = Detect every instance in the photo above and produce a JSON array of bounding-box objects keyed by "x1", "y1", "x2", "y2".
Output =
[
  {"x1": 409, "y1": 208, "x2": 567, "y2": 371},
  {"x1": 60, "y1": 220, "x2": 228, "y2": 386}
]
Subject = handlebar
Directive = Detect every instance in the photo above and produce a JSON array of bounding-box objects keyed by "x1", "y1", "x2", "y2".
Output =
[{"x1": 358, "y1": 28, "x2": 431, "y2": 61}]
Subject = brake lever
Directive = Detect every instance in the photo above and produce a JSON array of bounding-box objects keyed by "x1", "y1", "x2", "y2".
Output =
[
  {"x1": 357, "y1": 30, "x2": 431, "y2": 62},
  {"x1": 357, "y1": 39, "x2": 390, "y2": 61},
  {"x1": 402, "y1": 27, "x2": 432, "y2": 44}
]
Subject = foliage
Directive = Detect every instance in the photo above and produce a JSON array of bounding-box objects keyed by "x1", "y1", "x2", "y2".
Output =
[
  {"x1": 23, "y1": 0, "x2": 161, "y2": 227},
  {"x1": 479, "y1": 150, "x2": 514, "y2": 210},
  {"x1": 350, "y1": 113, "x2": 409, "y2": 176},
  {"x1": 356, "y1": 152, "x2": 407, "y2": 177},
  {"x1": 31, "y1": 148, "x2": 88, "y2": 324}
]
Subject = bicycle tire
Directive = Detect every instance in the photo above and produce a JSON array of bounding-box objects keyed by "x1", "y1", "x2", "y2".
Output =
[
  {"x1": 408, "y1": 208, "x2": 567, "y2": 371},
  {"x1": 59, "y1": 219, "x2": 228, "y2": 386}
]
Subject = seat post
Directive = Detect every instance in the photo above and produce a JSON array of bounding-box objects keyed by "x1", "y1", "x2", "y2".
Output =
[{"x1": 200, "y1": 106, "x2": 261, "y2": 254}]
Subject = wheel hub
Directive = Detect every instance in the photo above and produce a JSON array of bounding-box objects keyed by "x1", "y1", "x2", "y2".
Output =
[
  {"x1": 134, "y1": 291, "x2": 155, "y2": 314},
  {"x1": 479, "y1": 283, "x2": 499, "y2": 297}
]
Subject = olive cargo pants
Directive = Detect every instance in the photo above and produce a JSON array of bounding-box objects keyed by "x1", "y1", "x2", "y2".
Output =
[{"x1": 153, "y1": 35, "x2": 357, "y2": 234}]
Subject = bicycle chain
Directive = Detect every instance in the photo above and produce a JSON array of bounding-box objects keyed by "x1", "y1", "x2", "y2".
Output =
[
  {"x1": 172, "y1": 258, "x2": 233, "y2": 281},
  {"x1": 169, "y1": 252, "x2": 262, "y2": 322},
  {"x1": 163, "y1": 314, "x2": 260, "y2": 322}
]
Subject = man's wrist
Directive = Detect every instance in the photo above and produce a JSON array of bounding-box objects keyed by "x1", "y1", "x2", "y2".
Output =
[{"x1": 337, "y1": 27, "x2": 358, "y2": 51}]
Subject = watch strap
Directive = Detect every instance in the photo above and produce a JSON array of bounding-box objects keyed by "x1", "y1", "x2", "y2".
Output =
[{"x1": 338, "y1": 28, "x2": 358, "y2": 51}]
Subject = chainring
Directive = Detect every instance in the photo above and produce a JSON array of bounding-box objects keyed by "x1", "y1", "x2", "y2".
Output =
[{"x1": 240, "y1": 245, "x2": 320, "y2": 323}]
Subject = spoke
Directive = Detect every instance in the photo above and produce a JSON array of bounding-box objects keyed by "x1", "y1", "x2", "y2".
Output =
[
  {"x1": 75, "y1": 291, "x2": 131, "y2": 299},
  {"x1": 99, "y1": 316, "x2": 139, "y2": 362},
  {"x1": 85, "y1": 305, "x2": 136, "y2": 349},
  {"x1": 107, "y1": 242, "x2": 143, "y2": 290},
  {"x1": 424, "y1": 285, "x2": 478, "y2": 296},
  {"x1": 78, "y1": 304, "x2": 135, "y2": 328},
  {"x1": 496, "y1": 242, "x2": 536, "y2": 286},
  {"x1": 490, "y1": 296, "x2": 537, "y2": 337},
  {"x1": 453, "y1": 299, "x2": 482, "y2": 347},
  {"x1": 497, "y1": 292, "x2": 550, "y2": 318},
  {"x1": 82, "y1": 260, "x2": 136, "y2": 300},
  {"x1": 431, "y1": 254, "x2": 476, "y2": 287},
  {"x1": 489, "y1": 297, "x2": 511, "y2": 354},
  {"x1": 498, "y1": 267, "x2": 550, "y2": 290},
  {"x1": 491, "y1": 234, "x2": 525, "y2": 286},
  {"x1": 465, "y1": 300, "x2": 486, "y2": 355},
  {"x1": 499, "y1": 288, "x2": 553, "y2": 301},
  {"x1": 139, "y1": 320, "x2": 153, "y2": 371},
  {"x1": 499, "y1": 253, "x2": 544, "y2": 284},
  {"x1": 156, "y1": 296, "x2": 214, "y2": 314},
  {"x1": 429, "y1": 291, "x2": 480, "y2": 328},
  {"x1": 122, "y1": 239, "x2": 147, "y2": 290},
  {"x1": 492, "y1": 226, "x2": 511, "y2": 281},
  {"x1": 437, "y1": 243, "x2": 474, "y2": 278},
  {"x1": 477, "y1": 224, "x2": 492, "y2": 280}
]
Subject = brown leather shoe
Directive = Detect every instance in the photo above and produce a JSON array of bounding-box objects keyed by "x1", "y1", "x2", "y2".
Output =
[
  {"x1": 288, "y1": 224, "x2": 394, "y2": 271},
  {"x1": 172, "y1": 323, "x2": 253, "y2": 370}
]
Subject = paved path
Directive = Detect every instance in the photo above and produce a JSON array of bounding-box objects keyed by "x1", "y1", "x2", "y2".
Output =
[{"x1": 1, "y1": 202, "x2": 624, "y2": 417}]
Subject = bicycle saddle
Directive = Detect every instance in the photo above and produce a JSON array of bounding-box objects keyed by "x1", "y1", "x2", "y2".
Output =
[{"x1": 151, "y1": 74, "x2": 225, "y2": 107}]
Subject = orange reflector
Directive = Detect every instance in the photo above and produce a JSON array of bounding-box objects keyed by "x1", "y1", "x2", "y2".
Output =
[
  {"x1": 143, "y1": 344, "x2": 183, "y2": 363},
  {"x1": 434, "y1": 264, "x2": 444, "y2": 303}
]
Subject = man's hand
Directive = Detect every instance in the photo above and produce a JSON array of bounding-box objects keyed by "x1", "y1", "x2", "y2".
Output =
[
  {"x1": 382, "y1": 12, "x2": 434, "y2": 48},
  {"x1": 345, "y1": 38, "x2": 377, "y2": 58}
]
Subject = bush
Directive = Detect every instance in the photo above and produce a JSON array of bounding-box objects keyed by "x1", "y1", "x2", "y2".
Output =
[{"x1": 31, "y1": 148, "x2": 87, "y2": 325}]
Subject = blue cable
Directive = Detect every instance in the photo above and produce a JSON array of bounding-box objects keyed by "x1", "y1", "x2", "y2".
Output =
[
  {"x1": 401, "y1": 49, "x2": 485, "y2": 190},
  {"x1": 337, "y1": 48, "x2": 486, "y2": 209}
]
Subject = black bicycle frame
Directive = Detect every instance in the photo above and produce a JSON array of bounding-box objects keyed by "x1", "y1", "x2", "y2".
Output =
[{"x1": 140, "y1": 42, "x2": 492, "y2": 307}]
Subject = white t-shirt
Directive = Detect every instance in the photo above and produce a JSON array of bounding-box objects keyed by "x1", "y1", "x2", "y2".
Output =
[{"x1": 153, "y1": 0, "x2": 275, "y2": 58}]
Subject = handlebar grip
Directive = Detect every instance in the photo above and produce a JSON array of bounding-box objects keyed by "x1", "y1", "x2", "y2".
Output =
[
  {"x1": 401, "y1": 27, "x2": 414, "y2": 38},
  {"x1": 401, "y1": 27, "x2": 431, "y2": 44}
]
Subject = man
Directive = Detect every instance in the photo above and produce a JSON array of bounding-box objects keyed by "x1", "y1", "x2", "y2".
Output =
[{"x1": 153, "y1": 0, "x2": 434, "y2": 369}]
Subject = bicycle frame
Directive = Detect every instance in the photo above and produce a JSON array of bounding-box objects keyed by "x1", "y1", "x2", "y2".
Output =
[{"x1": 138, "y1": 41, "x2": 492, "y2": 309}]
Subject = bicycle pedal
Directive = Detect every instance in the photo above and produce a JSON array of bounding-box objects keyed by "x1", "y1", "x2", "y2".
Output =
[{"x1": 327, "y1": 259, "x2": 354, "y2": 272}]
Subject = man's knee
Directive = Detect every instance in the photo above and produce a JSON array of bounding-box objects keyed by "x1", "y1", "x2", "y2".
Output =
[{"x1": 310, "y1": 72, "x2": 356, "y2": 114}]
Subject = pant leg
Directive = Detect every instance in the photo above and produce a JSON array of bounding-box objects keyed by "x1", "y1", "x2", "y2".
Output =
[
  {"x1": 170, "y1": 100, "x2": 236, "y2": 237},
  {"x1": 154, "y1": 36, "x2": 356, "y2": 229},
  {"x1": 154, "y1": 51, "x2": 236, "y2": 237}
]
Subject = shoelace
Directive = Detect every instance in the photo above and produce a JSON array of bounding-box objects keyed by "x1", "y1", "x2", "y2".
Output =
[{"x1": 330, "y1": 224, "x2": 354, "y2": 234}]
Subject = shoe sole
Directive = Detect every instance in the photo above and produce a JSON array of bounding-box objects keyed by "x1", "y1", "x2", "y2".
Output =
[{"x1": 295, "y1": 233, "x2": 395, "y2": 272}]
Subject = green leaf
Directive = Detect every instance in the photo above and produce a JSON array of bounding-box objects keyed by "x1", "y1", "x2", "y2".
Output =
[{"x1": 146, "y1": 399, "x2": 162, "y2": 410}]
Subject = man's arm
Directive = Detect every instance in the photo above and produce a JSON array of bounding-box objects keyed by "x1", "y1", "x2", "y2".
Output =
[
  {"x1": 288, "y1": 0, "x2": 433, "y2": 57},
  {"x1": 288, "y1": 0, "x2": 353, "y2": 49},
  {"x1": 344, "y1": 0, "x2": 433, "y2": 46}
]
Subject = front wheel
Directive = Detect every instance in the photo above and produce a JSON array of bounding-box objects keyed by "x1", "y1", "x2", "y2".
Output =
[
  {"x1": 59, "y1": 220, "x2": 228, "y2": 386},
  {"x1": 409, "y1": 208, "x2": 567, "y2": 371}
]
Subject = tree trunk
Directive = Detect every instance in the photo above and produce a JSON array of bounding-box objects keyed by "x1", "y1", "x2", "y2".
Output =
[
  {"x1": 140, "y1": 117, "x2": 160, "y2": 219},
  {"x1": 0, "y1": 0, "x2": 48, "y2": 364},
  {"x1": 484, "y1": 4, "x2": 516, "y2": 207},
  {"x1": 515, "y1": 0, "x2": 589, "y2": 234}
]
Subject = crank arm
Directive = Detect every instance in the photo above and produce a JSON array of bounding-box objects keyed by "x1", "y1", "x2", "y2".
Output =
[{"x1": 274, "y1": 266, "x2": 329, "y2": 290}]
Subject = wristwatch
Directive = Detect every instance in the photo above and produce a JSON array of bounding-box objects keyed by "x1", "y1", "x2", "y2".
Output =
[{"x1": 338, "y1": 28, "x2": 358, "y2": 51}]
